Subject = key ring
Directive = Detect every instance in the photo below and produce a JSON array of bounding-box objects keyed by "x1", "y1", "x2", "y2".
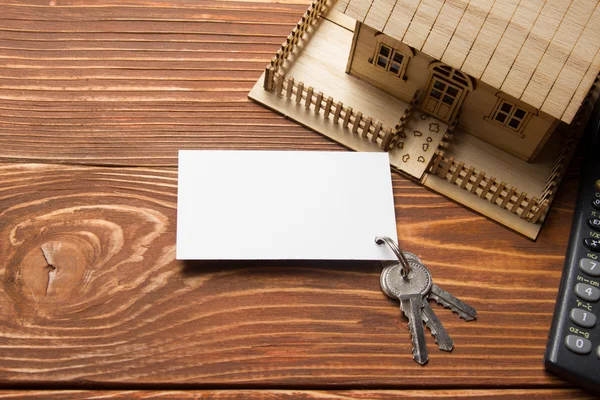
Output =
[{"x1": 375, "y1": 236, "x2": 412, "y2": 280}]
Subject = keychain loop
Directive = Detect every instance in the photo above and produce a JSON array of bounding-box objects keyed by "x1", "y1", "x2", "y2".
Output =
[{"x1": 375, "y1": 236, "x2": 412, "y2": 280}]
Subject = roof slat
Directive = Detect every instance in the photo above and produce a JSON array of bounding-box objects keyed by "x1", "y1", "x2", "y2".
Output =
[
  {"x1": 440, "y1": 0, "x2": 495, "y2": 69},
  {"x1": 460, "y1": 0, "x2": 520, "y2": 79},
  {"x1": 335, "y1": 0, "x2": 351, "y2": 13},
  {"x1": 422, "y1": 0, "x2": 470, "y2": 60},
  {"x1": 522, "y1": 0, "x2": 597, "y2": 109},
  {"x1": 542, "y1": 3, "x2": 600, "y2": 119},
  {"x1": 341, "y1": 0, "x2": 600, "y2": 122},
  {"x1": 383, "y1": 0, "x2": 421, "y2": 41},
  {"x1": 480, "y1": 0, "x2": 545, "y2": 89},
  {"x1": 401, "y1": 0, "x2": 445, "y2": 50},
  {"x1": 345, "y1": 0, "x2": 375, "y2": 22},
  {"x1": 562, "y1": 49, "x2": 600, "y2": 122},
  {"x1": 500, "y1": 0, "x2": 572, "y2": 100},
  {"x1": 364, "y1": 0, "x2": 397, "y2": 31}
]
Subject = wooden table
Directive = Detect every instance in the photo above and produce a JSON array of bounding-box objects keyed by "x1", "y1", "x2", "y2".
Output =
[{"x1": 0, "y1": 0, "x2": 594, "y2": 398}]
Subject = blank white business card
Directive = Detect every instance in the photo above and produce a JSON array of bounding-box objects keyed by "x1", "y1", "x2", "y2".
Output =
[{"x1": 176, "y1": 150, "x2": 398, "y2": 260}]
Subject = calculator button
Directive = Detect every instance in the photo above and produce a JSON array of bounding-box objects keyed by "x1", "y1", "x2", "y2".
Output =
[
  {"x1": 575, "y1": 283, "x2": 600, "y2": 302},
  {"x1": 593, "y1": 198, "x2": 600, "y2": 211},
  {"x1": 583, "y1": 237, "x2": 600, "y2": 252},
  {"x1": 589, "y1": 218, "x2": 600, "y2": 231},
  {"x1": 569, "y1": 308, "x2": 597, "y2": 328},
  {"x1": 580, "y1": 258, "x2": 600, "y2": 277},
  {"x1": 565, "y1": 335, "x2": 592, "y2": 355}
]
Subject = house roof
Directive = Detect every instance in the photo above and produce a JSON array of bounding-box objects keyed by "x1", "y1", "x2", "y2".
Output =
[{"x1": 336, "y1": 0, "x2": 600, "y2": 124}]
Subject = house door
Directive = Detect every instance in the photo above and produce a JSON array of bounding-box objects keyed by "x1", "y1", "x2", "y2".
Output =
[{"x1": 422, "y1": 76, "x2": 464, "y2": 122}]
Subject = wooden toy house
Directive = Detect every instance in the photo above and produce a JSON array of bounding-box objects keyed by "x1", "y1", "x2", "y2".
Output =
[{"x1": 249, "y1": 0, "x2": 600, "y2": 239}]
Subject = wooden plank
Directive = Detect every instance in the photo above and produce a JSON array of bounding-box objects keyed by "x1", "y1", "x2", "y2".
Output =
[
  {"x1": 470, "y1": 171, "x2": 485, "y2": 194},
  {"x1": 383, "y1": 0, "x2": 421, "y2": 42},
  {"x1": 315, "y1": 92, "x2": 323, "y2": 113},
  {"x1": 562, "y1": 50, "x2": 600, "y2": 122},
  {"x1": 402, "y1": 0, "x2": 445, "y2": 50},
  {"x1": 364, "y1": 0, "x2": 398, "y2": 31},
  {"x1": 490, "y1": 181, "x2": 506, "y2": 204},
  {"x1": 352, "y1": 111, "x2": 362, "y2": 133},
  {"x1": 441, "y1": 0, "x2": 495, "y2": 69},
  {"x1": 286, "y1": 77, "x2": 295, "y2": 99},
  {"x1": 343, "y1": 106, "x2": 353, "y2": 127},
  {"x1": 0, "y1": 0, "x2": 335, "y2": 166},
  {"x1": 0, "y1": 162, "x2": 581, "y2": 385},
  {"x1": 305, "y1": 86, "x2": 314, "y2": 109},
  {"x1": 296, "y1": 82, "x2": 304, "y2": 104},
  {"x1": 422, "y1": 173, "x2": 540, "y2": 239},
  {"x1": 336, "y1": 0, "x2": 351, "y2": 14},
  {"x1": 324, "y1": 96, "x2": 333, "y2": 118},
  {"x1": 422, "y1": 0, "x2": 469, "y2": 61},
  {"x1": 450, "y1": 161, "x2": 465, "y2": 183},
  {"x1": 500, "y1": 187, "x2": 516, "y2": 209},
  {"x1": 542, "y1": 3, "x2": 600, "y2": 119},
  {"x1": 371, "y1": 121, "x2": 382, "y2": 142},
  {"x1": 0, "y1": 389, "x2": 594, "y2": 399},
  {"x1": 439, "y1": 156, "x2": 454, "y2": 178},
  {"x1": 522, "y1": 0, "x2": 598, "y2": 110},
  {"x1": 481, "y1": 0, "x2": 545, "y2": 89},
  {"x1": 500, "y1": 0, "x2": 572, "y2": 100},
  {"x1": 460, "y1": 166, "x2": 475, "y2": 189},
  {"x1": 511, "y1": 192, "x2": 527, "y2": 214},
  {"x1": 521, "y1": 197, "x2": 537, "y2": 219},
  {"x1": 345, "y1": 0, "x2": 374, "y2": 23},
  {"x1": 460, "y1": 0, "x2": 520, "y2": 79},
  {"x1": 480, "y1": 177, "x2": 495, "y2": 198},
  {"x1": 0, "y1": 0, "x2": 594, "y2": 392},
  {"x1": 362, "y1": 116, "x2": 372, "y2": 138}
]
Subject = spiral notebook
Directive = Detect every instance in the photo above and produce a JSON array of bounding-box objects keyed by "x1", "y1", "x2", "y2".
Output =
[{"x1": 176, "y1": 150, "x2": 398, "y2": 260}]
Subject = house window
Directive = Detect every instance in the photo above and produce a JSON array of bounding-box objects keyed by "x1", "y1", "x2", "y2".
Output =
[
  {"x1": 490, "y1": 99, "x2": 531, "y2": 133},
  {"x1": 422, "y1": 62, "x2": 473, "y2": 122},
  {"x1": 374, "y1": 43, "x2": 406, "y2": 77}
]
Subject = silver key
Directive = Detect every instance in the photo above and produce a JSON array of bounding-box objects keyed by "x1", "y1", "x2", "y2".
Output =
[
  {"x1": 381, "y1": 260, "x2": 432, "y2": 364},
  {"x1": 429, "y1": 283, "x2": 477, "y2": 321},
  {"x1": 421, "y1": 301, "x2": 453, "y2": 351},
  {"x1": 403, "y1": 252, "x2": 422, "y2": 264},
  {"x1": 381, "y1": 261, "x2": 458, "y2": 356},
  {"x1": 381, "y1": 253, "x2": 454, "y2": 351},
  {"x1": 376, "y1": 237, "x2": 476, "y2": 362}
]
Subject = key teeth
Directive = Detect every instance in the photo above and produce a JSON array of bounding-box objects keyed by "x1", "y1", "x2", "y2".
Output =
[
  {"x1": 429, "y1": 293, "x2": 477, "y2": 321},
  {"x1": 408, "y1": 323, "x2": 426, "y2": 365},
  {"x1": 406, "y1": 315, "x2": 428, "y2": 365},
  {"x1": 422, "y1": 314, "x2": 454, "y2": 352},
  {"x1": 430, "y1": 329, "x2": 454, "y2": 352}
]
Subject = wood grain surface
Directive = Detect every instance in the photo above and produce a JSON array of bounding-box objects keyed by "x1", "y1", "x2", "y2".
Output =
[
  {"x1": 0, "y1": 0, "x2": 336, "y2": 166},
  {"x1": 0, "y1": 389, "x2": 596, "y2": 399},
  {"x1": 0, "y1": 162, "x2": 580, "y2": 387},
  {"x1": 0, "y1": 0, "x2": 592, "y2": 398}
]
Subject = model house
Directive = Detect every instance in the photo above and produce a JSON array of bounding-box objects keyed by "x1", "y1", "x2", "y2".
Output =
[{"x1": 249, "y1": 0, "x2": 600, "y2": 239}]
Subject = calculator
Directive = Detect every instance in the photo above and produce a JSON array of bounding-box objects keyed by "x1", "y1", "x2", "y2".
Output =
[{"x1": 544, "y1": 99, "x2": 600, "y2": 394}]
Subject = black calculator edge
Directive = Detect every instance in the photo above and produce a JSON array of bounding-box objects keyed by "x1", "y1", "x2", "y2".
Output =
[
  {"x1": 543, "y1": 163, "x2": 597, "y2": 393},
  {"x1": 543, "y1": 98, "x2": 600, "y2": 395}
]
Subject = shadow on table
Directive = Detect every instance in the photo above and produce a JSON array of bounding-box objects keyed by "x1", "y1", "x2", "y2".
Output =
[{"x1": 180, "y1": 259, "x2": 383, "y2": 276}]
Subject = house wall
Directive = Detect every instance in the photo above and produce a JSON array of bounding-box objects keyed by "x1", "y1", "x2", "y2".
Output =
[
  {"x1": 459, "y1": 81, "x2": 558, "y2": 162},
  {"x1": 347, "y1": 23, "x2": 558, "y2": 162},
  {"x1": 347, "y1": 22, "x2": 430, "y2": 103}
]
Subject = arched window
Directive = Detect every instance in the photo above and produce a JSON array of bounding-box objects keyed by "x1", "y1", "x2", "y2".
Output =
[
  {"x1": 422, "y1": 62, "x2": 473, "y2": 122},
  {"x1": 431, "y1": 64, "x2": 473, "y2": 90}
]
